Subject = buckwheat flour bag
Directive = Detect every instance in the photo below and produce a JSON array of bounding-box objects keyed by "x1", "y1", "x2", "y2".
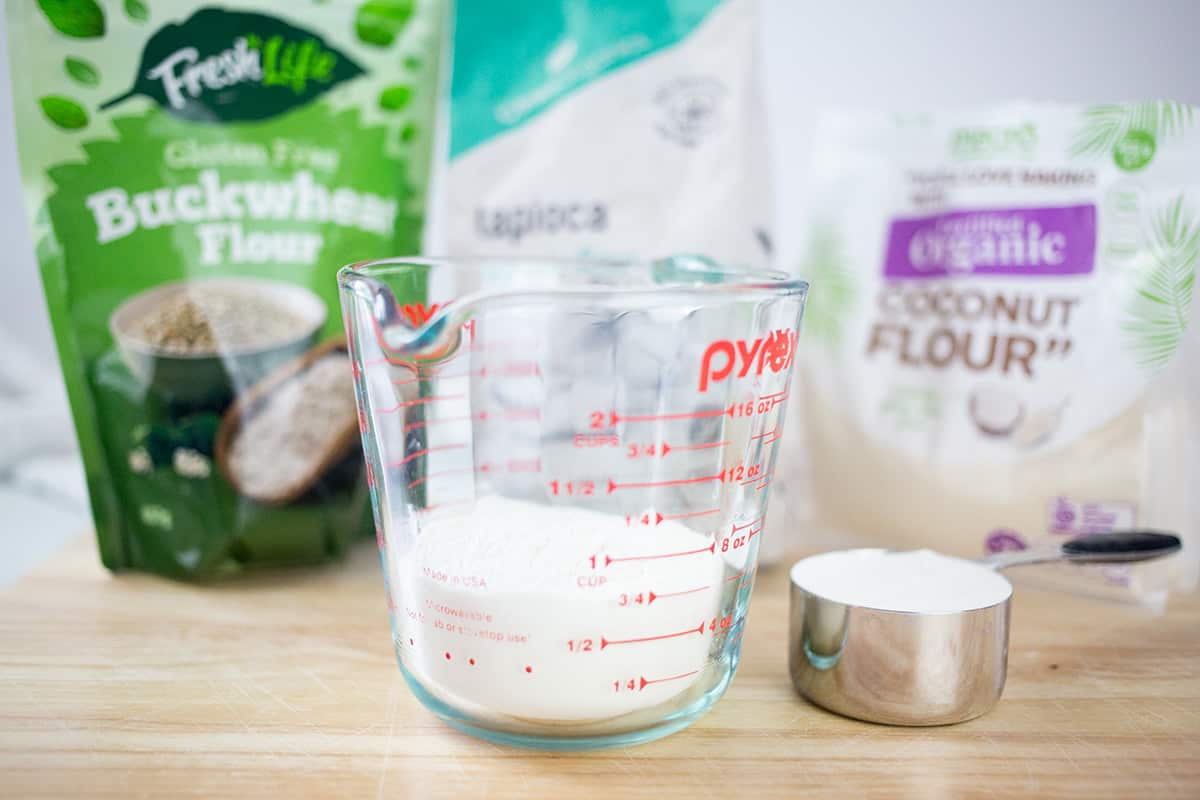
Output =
[
  {"x1": 788, "y1": 103, "x2": 1199, "y2": 605},
  {"x1": 7, "y1": 0, "x2": 444, "y2": 578},
  {"x1": 443, "y1": 0, "x2": 770, "y2": 267}
]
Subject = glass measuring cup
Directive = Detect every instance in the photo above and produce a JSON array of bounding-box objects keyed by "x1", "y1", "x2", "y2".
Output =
[{"x1": 339, "y1": 256, "x2": 808, "y2": 749}]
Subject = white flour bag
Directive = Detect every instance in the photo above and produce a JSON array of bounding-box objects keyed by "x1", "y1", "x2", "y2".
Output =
[
  {"x1": 443, "y1": 0, "x2": 797, "y2": 565},
  {"x1": 788, "y1": 103, "x2": 1200, "y2": 605},
  {"x1": 443, "y1": 0, "x2": 770, "y2": 267}
]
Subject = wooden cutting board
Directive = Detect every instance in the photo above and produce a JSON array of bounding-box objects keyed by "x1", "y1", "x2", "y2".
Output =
[{"x1": 1, "y1": 536, "x2": 1198, "y2": 799}]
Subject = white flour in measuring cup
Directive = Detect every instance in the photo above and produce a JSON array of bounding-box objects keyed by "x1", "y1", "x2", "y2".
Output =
[
  {"x1": 790, "y1": 549, "x2": 1012, "y2": 614},
  {"x1": 389, "y1": 496, "x2": 729, "y2": 721}
]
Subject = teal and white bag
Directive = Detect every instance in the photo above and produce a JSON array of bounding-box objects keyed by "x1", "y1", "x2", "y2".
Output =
[{"x1": 441, "y1": 0, "x2": 770, "y2": 267}]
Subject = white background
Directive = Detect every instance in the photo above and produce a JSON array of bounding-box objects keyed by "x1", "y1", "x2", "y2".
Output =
[{"x1": 0, "y1": 0, "x2": 1197, "y2": 581}]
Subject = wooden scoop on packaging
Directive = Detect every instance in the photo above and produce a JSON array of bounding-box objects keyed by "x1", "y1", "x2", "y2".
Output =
[{"x1": 215, "y1": 336, "x2": 361, "y2": 505}]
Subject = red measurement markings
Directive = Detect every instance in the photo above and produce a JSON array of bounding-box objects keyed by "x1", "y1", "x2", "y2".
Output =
[
  {"x1": 640, "y1": 670, "x2": 699, "y2": 689},
  {"x1": 625, "y1": 440, "x2": 729, "y2": 459},
  {"x1": 386, "y1": 443, "x2": 467, "y2": 468},
  {"x1": 481, "y1": 407, "x2": 542, "y2": 422},
  {"x1": 758, "y1": 390, "x2": 789, "y2": 412},
  {"x1": 600, "y1": 621, "x2": 706, "y2": 649},
  {"x1": 727, "y1": 463, "x2": 762, "y2": 485},
  {"x1": 617, "y1": 584, "x2": 709, "y2": 607},
  {"x1": 755, "y1": 474, "x2": 773, "y2": 491},
  {"x1": 732, "y1": 514, "x2": 765, "y2": 533},
  {"x1": 490, "y1": 361, "x2": 542, "y2": 378},
  {"x1": 728, "y1": 393, "x2": 789, "y2": 418},
  {"x1": 575, "y1": 433, "x2": 620, "y2": 448},
  {"x1": 598, "y1": 540, "x2": 716, "y2": 568},
  {"x1": 664, "y1": 507, "x2": 720, "y2": 522},
  {"x1": 381, "y1": 394, "x2": 464, "y2": 414},
  {"x1": 724, "y1": 566, "x2": 756, "y2": 584},
  {"x1": 626, "y1": 508, "x2": 721, "y2": 526},
  {"x1": 549, "y1": 480, "x2": 595, "y2": 497},
  {"x1": 608, "y1": 408, "x2": 727, "y2": 426},
  {"x1": 718, "y1": 526, "x2": 756, "y2": 552},
  {"x1": 402, "y1": 414, "x2": 474, "y2": 434},
  {"x1": 653, "y1": 584, "x2": 712, "y2": 601},
  {"x1": 750, "y1": 427, "x2": 781, "y2": 446},
  {"x1": 607, "y1": 469, "x2": 726, "y2": 493},
  {"x1": 613, "y1": 670, "x2": 699, "y2": 693},
  {"x1": 407, "y1": 467, "x2": 474, "y2": 490},
  {"x1": 671, "y1": 440, "x2": 730, "y2": 452},
  {"x1": 479, "y1": 458, "x2": 541, "y2": 474}
]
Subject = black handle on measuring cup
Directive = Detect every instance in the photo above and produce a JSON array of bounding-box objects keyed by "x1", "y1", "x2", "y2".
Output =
[{"x1": 1059, "y1": 531, "x2": 1182, "y2": 564}]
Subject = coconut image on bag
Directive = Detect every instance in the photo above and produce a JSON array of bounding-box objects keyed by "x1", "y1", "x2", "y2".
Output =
[{"x1": 7, "y1": 0, "x2": 445, "y2": 578}]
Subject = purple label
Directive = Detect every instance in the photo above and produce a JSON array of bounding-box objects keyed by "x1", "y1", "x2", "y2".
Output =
[{"x1": 883, "y1": 204, "x2": 1096, "y2": 279}]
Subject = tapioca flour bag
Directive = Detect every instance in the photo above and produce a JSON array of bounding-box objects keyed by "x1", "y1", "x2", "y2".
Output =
[
  {"x1": 442, "y1": 0, "x2": 771, "y2": 268},
  {"x1": 787, "y1": 103, "x2": 1199, "y2": 605}
]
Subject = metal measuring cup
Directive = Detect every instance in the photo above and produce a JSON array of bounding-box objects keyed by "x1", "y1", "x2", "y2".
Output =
[{"x1": 787, "y1": 532, "x2": 1182, "y2": 726}]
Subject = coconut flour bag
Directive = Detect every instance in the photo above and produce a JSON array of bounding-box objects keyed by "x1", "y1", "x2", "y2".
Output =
[
  {"x1": 791, "y1": 103, "x2": 1199, "y2": 605},
  {"x1": 8, "y1": 0, "x2": 444, "y2": 578},
  {"x1": 442, "y1": 0, "x2": 770, "y2": 267}
]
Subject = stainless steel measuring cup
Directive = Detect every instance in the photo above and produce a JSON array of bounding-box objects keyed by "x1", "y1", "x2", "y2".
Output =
[
  {"x1": 788, "y1": 532, "x2": 1182, "y2": 726},
  {"x1": 340, "y1": 256, "x2": 807, "y2": 749}
]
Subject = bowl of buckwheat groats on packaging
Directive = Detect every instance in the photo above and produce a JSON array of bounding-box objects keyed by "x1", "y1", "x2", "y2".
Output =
[{"x1": 109, "y1": 278, "x2": 327, "y2": 410}]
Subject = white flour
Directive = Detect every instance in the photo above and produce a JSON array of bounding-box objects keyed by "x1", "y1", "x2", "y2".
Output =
[
  {"x1": 789, "y1": 549, "x2": 1012, "y2": 614},
  {"x1": 389, "y1": 496, "x2": 726, "y2": 720}
]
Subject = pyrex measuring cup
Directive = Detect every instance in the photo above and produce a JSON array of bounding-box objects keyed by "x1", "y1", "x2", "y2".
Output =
[{"x1": 339, "y1": 257, "x2": 807, "y2": 749}]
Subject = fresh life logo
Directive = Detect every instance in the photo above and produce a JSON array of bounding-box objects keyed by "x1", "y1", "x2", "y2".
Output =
[
  {"x1": 102, "y1": 8, "x2": 365, "y2": 122},
  {"x1": 73, "y1": 7, "x2": 393, "y2": 267}
]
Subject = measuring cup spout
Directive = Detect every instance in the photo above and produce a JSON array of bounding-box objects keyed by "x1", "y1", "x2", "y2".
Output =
[{"x1": 339, "y1": 262, "x2": 471, "y2": 364}]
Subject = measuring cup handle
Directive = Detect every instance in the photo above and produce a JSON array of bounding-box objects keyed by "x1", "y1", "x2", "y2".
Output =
[
  {"x1": 1058, "y1": 531, "x2": 1182, "y2": 564},
  {"x1": 980, "y1": 530, "x2": 1182, "y2": 571}
]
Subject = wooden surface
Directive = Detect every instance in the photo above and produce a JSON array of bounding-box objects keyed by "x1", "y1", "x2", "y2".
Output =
[{"x1": 1, "y1": 537, "x2": 1198, "y2": 799}]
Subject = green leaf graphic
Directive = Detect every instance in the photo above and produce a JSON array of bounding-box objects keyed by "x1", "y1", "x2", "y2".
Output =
[
  {"x1": 101, "y1": 8, "x2": 365, "y2": 123},
  {"x1": 124, "y1": 0, "x2": 150, "y2": 22},
  {"x1": 1121, "y1": 195, "x2": 1198, "y2": 368},
  {"x1": 39, "y1": 95, "x2": 89, "y2": 130},
  {"x1": 36, "y1": 0, "x2": 105, "y2": 38},
  {"x1": 798, "y1": 222, "x2": 856, "y2": 349},
  {"x1": 379, "y1": 84, "x2": 412, "y2": 111},
  {"x1": 1070, "y1": 102, "x2": 1195, "y2": 169},
  {"x1": 64, "y1": 57, "x2": 100, "y2": 86},
  {"x1": 356, "y1": 0, "x2": 415, "y2": 47}
]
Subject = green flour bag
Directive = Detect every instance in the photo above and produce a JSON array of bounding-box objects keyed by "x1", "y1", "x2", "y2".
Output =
[{"x1": 7, "y1": 0, "x2": 444, "y2": 579}]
